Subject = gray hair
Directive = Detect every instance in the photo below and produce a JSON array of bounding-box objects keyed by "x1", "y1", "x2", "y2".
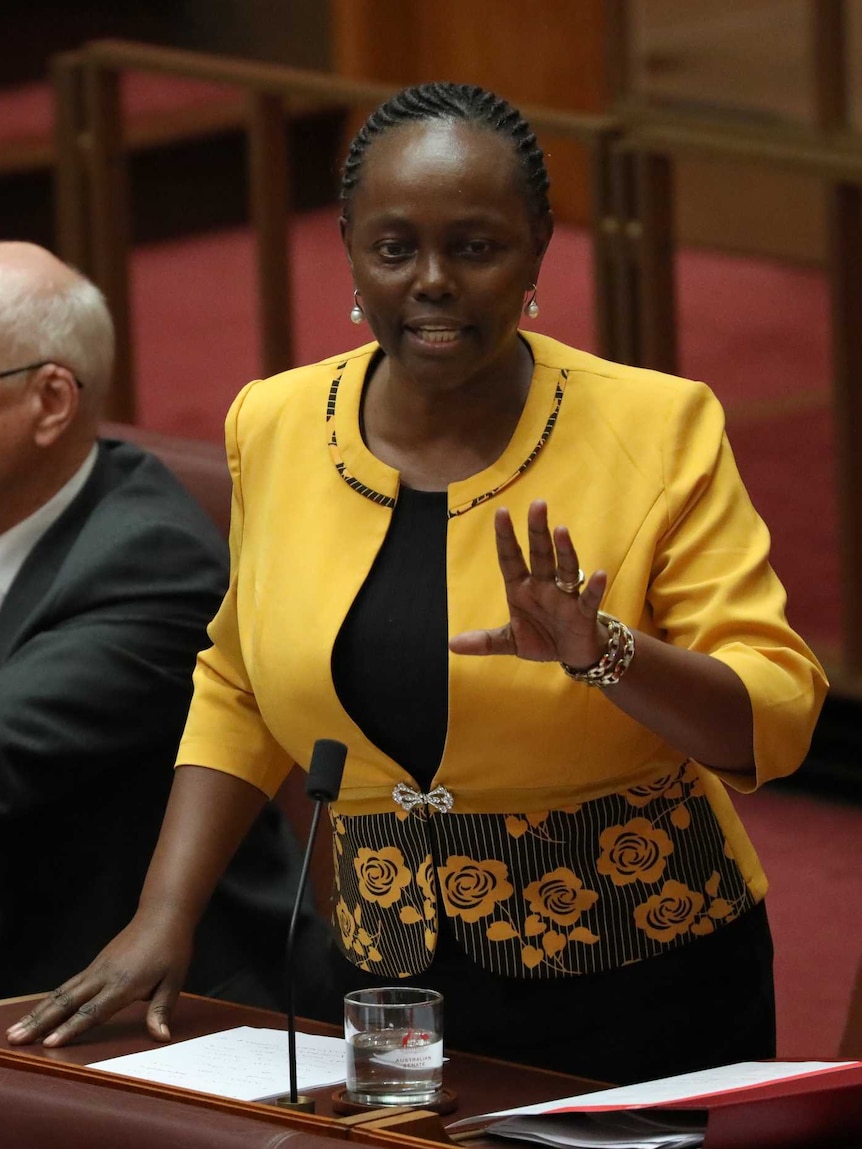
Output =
[{"x1": 0, "y1": 262, "x2": 114, "y2": 401}]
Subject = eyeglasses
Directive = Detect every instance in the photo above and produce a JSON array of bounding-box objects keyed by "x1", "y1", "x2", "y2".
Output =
[{"x1": 0, "y1": 360, "x2": 84, "y2": 389}]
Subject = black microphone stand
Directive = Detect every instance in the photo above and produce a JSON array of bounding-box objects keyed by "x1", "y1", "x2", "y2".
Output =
[{"x1": 274, "y1": 739, "x2": 346, "y2": 1112}]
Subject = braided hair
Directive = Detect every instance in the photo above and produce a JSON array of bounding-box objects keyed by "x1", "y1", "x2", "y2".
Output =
[{"x1": 340, "y1": 82, "x2": 551, "y2": 222}]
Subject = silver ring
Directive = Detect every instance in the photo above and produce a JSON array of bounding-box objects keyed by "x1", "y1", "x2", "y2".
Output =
[{"x1": 554, "y1": 569, "x2": 585, "y2": 595}]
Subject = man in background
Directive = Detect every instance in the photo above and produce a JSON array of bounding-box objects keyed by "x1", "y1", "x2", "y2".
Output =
[{"x1": 0, "y1": 241, "x2": 329, "y2": 1012}]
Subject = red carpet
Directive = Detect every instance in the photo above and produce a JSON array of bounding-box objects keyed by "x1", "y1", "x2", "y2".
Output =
[{"x1": 736, "y1": 785, "x2": 862, "y2": 1058}]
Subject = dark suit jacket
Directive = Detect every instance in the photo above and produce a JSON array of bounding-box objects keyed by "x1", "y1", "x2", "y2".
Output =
[{"x1": 0, "y1": 439, "x2": 331, "y2": 1013}]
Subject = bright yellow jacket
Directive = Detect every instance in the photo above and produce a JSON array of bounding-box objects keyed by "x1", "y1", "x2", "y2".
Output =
[{"x1": 177, "y1": 333, "x2": 827, "y2": 943}]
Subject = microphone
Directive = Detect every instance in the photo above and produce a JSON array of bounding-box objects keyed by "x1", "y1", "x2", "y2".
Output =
[
  {"x1": 305, "y1": 739, "x2": 347, "y2": 804},
  {"x1": 275, "y1": 739, "x2": 347, "y2": 1112}
]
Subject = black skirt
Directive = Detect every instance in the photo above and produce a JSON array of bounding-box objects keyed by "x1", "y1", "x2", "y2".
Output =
[{"x1": 325, "y1": 899, "x2": 775, "y2": 1086}]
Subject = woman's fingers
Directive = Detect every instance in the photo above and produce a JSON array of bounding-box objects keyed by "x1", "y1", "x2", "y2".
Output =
[
  {"x1": 502, "y1": 502, "x2": 587, "y2": 593},
  {"x1": 451, "y1": 501, "x2": 607, "y2": 665},
  {"x1": 7, "y1": 973, "x2": 125, "y2": 1047},
  {"x1": 40, "y1": 983, "x2": 131, "y2": 1047},
  {"x1": 6, "y1": 985, "x2": 79, "y2": 1044},
  {"x1": 493, "y1": 507, "x2": 530, "y2": 586},
  {"x1": 498, "y1": 503, "x2": 580, "y2": 590},
  {"x1": 552, "y1": 524, "x2": 583, "y2": 589},
  {"x1": 448, "y1": 625, "x2": 515, "y2": 657},
  {"x1": 146, "y1": 979, "x2": 182, "y2": 1042},
  {"x1": 525, "y1": 500, "x2": 557, "y2": 583},
  {"x1": 6, "y1": 919, "x2": 191, "y2": 1048},
  {"x1": 579, "y1": 569, "x2": 608, "y2": 615}
]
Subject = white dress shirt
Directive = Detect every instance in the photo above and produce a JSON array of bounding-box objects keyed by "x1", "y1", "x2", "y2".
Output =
[{"x1": 0, "y1": 444, "x2": 98, "y2": 612}]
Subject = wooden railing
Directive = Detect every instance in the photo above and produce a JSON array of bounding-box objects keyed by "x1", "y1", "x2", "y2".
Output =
[
  {"x1": 614, "y1": 110, "x2": 862, "y2": 689},
  {"x1": 49, "y1": 39, "x2": 622, "y2": 423},
  {"x1": 46, "y1": 39, "x2": 862, "y2": 692}
]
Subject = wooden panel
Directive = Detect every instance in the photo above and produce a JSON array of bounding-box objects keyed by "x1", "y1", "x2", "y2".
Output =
[
  {"x1": 84, "y1": 65, "x2": 135, "y2": 423},
  {"x1": 827, "y1": 182, "x2": 862, "y2": 675},
  {"x1": 675, "y1": 157, "x2": 825, "y2": 264},
  {"x1": 247, "y1": 90, "x2": 294, "y2": 376},
  {"x1": 51, "y1": 52, "x2": 91, "y2": 272},
  {"x1": 328, "y1": 0, "x2": 611, "y2": 222},
  {"x1": 811, "y1": 0, "x2": 848, "y2": 131},
  {"x1": 636, "y1": 151, "x2": 677, "y2": 373}
]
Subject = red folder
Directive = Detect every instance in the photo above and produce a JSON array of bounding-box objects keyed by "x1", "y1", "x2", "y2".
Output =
[{"x1": 661, "y1": 1063, "x2": 862, "y2": 1148}]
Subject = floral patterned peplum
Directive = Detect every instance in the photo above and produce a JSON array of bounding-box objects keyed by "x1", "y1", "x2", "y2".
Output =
[{"x1": 331, "y1": 762, "x2": 755, "y2": 980}]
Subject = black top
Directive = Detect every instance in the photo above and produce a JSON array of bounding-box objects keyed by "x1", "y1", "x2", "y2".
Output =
[{"x1": 332, "y1": 485, "x2": 449, "y2": 790}]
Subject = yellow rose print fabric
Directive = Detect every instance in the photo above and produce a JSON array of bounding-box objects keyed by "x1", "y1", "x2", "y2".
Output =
[
  {"x1": 332, "y1": 807, "x2": 436, "y2": 975},
  {"x1": 330, "y1": 763, "x2": 756, "y2": 978}
]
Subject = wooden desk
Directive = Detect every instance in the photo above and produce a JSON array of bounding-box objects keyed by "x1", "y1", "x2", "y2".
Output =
[
  {"x1": 0, "y1": 993, "x2": 592, "y2": 1149},
  {"x1": 6, "y1": 996, "x2": 862, "y2": 1148}
]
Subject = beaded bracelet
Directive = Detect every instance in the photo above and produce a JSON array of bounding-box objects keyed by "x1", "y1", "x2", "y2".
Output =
[{"x1": 560, "y1": 611, "x2": 636, "y2": 687}]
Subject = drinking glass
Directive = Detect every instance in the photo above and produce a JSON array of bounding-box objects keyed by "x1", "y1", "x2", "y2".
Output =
[{"x1": 343, "y1": 987, "x2": 443, "y2": 1106}]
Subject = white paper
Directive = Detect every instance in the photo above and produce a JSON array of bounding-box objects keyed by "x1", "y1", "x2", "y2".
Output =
[
  {"x1": 87, "y1": 1026, "x2": 346, "y2": 1102},
  {"x1": 484, "y1": 1111, "x2": 704, "y2": 1148},
  {"x1": 472, "y1": 1060, "x2": 860, "y2": 1120}
]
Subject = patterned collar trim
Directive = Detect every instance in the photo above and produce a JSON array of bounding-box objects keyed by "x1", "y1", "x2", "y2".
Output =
[
  {"x1": 326, "y1": 354, "x2": 569, "y2": 517},
  {"x1": 447, "y1": 376, "x2": 565, "y2": 518},
  {"x1": 327, "y1": 361, "x2": 397, "y2": 510}
]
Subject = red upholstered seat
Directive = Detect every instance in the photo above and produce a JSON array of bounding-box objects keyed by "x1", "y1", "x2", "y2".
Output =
[{"x1": 101, "y1": 421, "x2": 231, "y2": 540}]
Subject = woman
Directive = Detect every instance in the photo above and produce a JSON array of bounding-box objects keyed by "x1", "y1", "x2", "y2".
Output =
[{"x1": 9, "y1": 83, "x2": 826, "y2": 1084}]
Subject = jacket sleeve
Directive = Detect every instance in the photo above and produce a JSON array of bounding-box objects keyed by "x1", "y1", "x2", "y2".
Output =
[
  {"x1": 0, "y1": 515, "x2": 228, "y2": 818},
  {"x1": 648, "y1": 380, "x2": 828, "y2": 790},
  {"x1": 176, "y1": 383, "x2": 296, "y2": 798}
]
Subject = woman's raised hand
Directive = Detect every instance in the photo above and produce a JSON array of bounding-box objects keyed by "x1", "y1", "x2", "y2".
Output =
[
  {"x1": 449, "y1": 500, "x2": 607, "y2": 668},
  {"x1": 5, "y1": 911, "x2": 193, "y2": 1048}
]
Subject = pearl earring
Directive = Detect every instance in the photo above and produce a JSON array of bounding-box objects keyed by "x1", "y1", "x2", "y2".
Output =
[
  {"x1": 524, "y1": 284, "x2": 539, "y2": 320},
  {"x1": 350, "y1": 289, "x2": 364, "y2": 325}
]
